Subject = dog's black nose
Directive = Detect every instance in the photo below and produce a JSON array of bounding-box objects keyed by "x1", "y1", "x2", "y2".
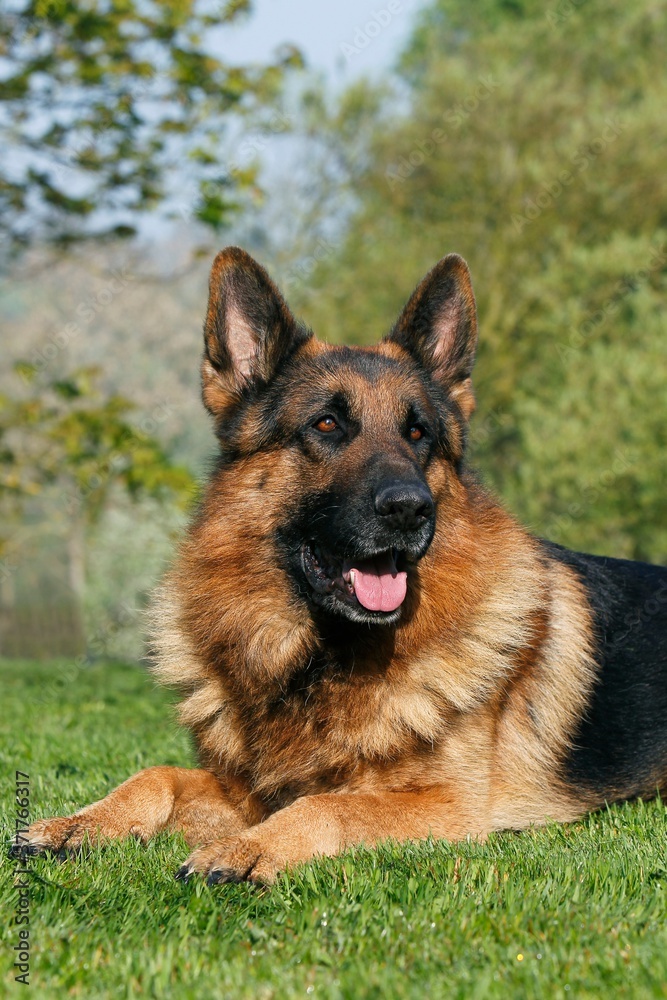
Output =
[{"x1": 374, "y1": 482, "x2": 434, "y2": 531}]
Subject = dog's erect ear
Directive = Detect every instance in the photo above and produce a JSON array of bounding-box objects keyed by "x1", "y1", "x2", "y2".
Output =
[
  {"x1": 387, "y1": 254, "x2": 478, "y2": 420},
  {"x1": 202, "y1": 246, "x2": 310, "y2": 416}
]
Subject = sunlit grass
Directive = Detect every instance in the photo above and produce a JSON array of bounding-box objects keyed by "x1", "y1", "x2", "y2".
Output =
[{"x1": 2, "y1": 659, "x2": 666, "y2": 998}]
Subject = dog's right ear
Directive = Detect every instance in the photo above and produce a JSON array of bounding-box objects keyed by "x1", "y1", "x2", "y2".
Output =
[
  {"x1": 201, "y1": 246, "x2": 310, "y2": 417},
  {"x1": 386, "y1": 254, "x2": 478, "y2": 421}
]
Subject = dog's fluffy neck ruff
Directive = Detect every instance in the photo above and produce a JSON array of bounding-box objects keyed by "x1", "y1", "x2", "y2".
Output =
[
  {"x1": 152, "y1": 473, "x2": 498, "y2": 693},
  {"x1": 150, "y1": 472, "x2": 595, "y2": 798}
]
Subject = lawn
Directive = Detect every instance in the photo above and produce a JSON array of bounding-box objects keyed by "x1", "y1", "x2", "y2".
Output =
[{"x1": 2, "y1": 659, "x2": 666, "y2": 999}]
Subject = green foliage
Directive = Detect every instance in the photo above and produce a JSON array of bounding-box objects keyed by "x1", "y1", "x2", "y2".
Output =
[
  {"x1": 0, "y1": 0, "x2": 302, "y2": 260},
  {"x1": 2, "y1": 659, "x2": 667, "y2": 998},
  {"x1": 400, "y1": 0, "x2": 545, "y2": 77},
  {"x1": 0, "y1": 363, "x2": 193, "y2": 633},
  {"x1": 292, "y1": 0, "x2": 667, "y2": 563},
  {"x1": 0, "y1": 363, "x2": 193, "y2": 527}
]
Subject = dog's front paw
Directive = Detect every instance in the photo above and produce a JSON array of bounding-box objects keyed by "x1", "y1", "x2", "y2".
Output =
[
  {"x1": 176, "y1": 833, "x2": 284, "y2": 886},
  {"x1": 9, "y1": 815, "x2": 90, "y2": 858},
  {"x1": 9, "y1": 810, "x2": 152, "y2": 859}
]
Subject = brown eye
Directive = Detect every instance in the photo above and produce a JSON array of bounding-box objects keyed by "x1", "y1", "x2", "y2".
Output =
[
  {"x1": 315, "y1": 416, "x2": 338, "y2": 433},
  {"x1": 409, "y1": 424, "x2": 424, "y2": 442}
]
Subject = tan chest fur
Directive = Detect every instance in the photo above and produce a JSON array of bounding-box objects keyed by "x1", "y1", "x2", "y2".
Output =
[{"x1": 151, "y1": 535, "x2": 595, "y2": 833}]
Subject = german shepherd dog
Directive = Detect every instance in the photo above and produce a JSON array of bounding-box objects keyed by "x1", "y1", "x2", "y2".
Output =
[{"x1": 17, "y1": 248, "x2": 667, "y2": 884}]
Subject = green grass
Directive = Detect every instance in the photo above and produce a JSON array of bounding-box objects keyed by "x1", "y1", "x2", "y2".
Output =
[{"x1": 2, "y1": 659, "x2": 666, "y2": 999}]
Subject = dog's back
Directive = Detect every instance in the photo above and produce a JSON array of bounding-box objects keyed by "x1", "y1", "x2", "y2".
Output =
[{"x1": 545, "y1": 544, "x2": 667, "y2": 800}]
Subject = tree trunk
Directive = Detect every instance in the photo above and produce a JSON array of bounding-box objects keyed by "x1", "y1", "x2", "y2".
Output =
[
  {"x1": 0, "y1": 553, "x2": 16, "y2": 656},
  {"x1": 67, "y1": 514, "x2": 86, "y2": 603},
  {"x1": 66, "y1": 514, "x2": 87, "y2": 655}
]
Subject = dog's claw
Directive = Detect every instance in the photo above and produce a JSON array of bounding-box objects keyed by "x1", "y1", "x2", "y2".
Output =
[
  {"x1": 174, "y1": 864, "x2": 193, "y2": 882},
  {"x1": 9, "y1": 842, "x2": 42, "y2": 859},
  {"x1": 207, "y1": 866, "x2": 251, "y2": 885}
]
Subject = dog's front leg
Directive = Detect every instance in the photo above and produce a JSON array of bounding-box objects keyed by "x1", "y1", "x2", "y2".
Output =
[
  {"x1": 178, "y1": 788, "x2": 483, "y2": 885},
  {"x1": 14, "y1": 766, "x2": 257, "y2": 856}
]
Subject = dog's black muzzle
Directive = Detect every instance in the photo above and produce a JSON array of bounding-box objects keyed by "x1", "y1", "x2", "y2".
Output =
[{"x1": 281, "y1": 472, "x2": 435, "y2": 625}]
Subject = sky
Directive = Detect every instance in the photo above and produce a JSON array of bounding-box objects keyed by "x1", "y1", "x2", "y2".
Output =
[
  {"x1": 211, "y1": 0, "x2": 428, "y2": 84},
  {"x1": 0, "y1": 0, "x2": 431, "y2": 257}
]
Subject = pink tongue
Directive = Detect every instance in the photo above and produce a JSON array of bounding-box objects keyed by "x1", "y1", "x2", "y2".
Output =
[{"x1": 350, "y1": 552, "x2": 407, "y2": 613}]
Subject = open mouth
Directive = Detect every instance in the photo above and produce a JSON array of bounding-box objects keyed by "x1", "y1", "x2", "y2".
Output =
[{"x1": 301, "y1": 543, "x2": 408, "y2": 614}]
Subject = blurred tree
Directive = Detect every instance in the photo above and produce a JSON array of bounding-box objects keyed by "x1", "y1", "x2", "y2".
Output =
[
  {"x1": 291, "y1": 0, "x2": 667, "y2": 563},
  {"x1": 0, "y1": 0, "x2": 302, "y2": 263},
  {"x1": 0, "y1": 363, "x2": 193, "y2": 603}
]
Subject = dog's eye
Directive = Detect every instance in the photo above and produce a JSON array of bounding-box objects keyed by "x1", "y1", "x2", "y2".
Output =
[
  {"x1": 409, "y1": 424, "x2": 425, "y2": 442},
  {"x1": 315, "y1": 416, "x2": 338, "y2": 434}
]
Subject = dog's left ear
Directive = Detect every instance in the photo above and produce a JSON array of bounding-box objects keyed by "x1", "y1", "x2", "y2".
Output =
[
  {"x1": 202, "y1": 246, "x2": 310, "y2": 417},
  {"x1": 387, "y1": 254, "x2": 478, "y2": 420}
]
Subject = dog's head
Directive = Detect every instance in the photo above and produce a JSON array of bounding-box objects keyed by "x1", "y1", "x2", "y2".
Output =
[{"x1": 201, "y1": 247, "x2": 478, "y2": 627}]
